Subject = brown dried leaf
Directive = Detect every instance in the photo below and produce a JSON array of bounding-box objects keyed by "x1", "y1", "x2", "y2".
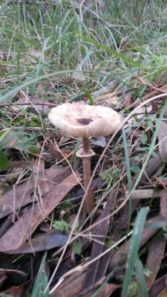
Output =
[
  {"x1": 146, "y1": 236, "x2": 166, "y2": 290},
  {"x1": 125, "y1": 189, "x2": 161, "y2": 200},
  {"x1": 3, "y1": 286, "x2": 25, "y2": 297},
  {"x1": 51, "y1": 267, "x2": 119, "y2": 297},
  {"x1": 149, "y1": 275, "x2": 167, "y2": 297},
  {"x1": 160, "y1": 190, "x2": 167, "y2": 219},
  {"x1": 83, "y1": 283, "x2": 120, "y2": 297},
  {"x1": 140, "y1": 154, "x2": 162, "y2": 184},
  {"x1": 8, "y1": 231, "x2": 68, "y2": 254},
  {"x1": 51, "y1": 268, "x2": 87, "y2": 297},
  {"x1": 95, "y1": 92, "x2": 119, "y2": 108},
  {"x1": 122, "y1": 92, "x2": 132, "y2": 108},
  {"x1": 83, "y1": 190, "x2": 117, "y2": 290},
  {"x1": 0, "y1": 172, "x2": 79, "y2": 252},
  {"x1": 158, "y1": 287, "x2": 167, "y2": 297},
  {"x1": 0, "y1": 268, "x2": 26, "y2": 292},
  {"x1": 0, "y1": 167, "x2": 70, "y2": 219},
  {"x1": 0, "y1": 160, "x2": 30, "y2": 185},
  {"x1": 110, "y1": 216, "x2": 161, "y2": 267}
]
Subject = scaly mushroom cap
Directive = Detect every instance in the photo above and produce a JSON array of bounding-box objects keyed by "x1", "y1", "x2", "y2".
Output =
[{"x1": 48, "y1": 102, "x2": 121, "y2": 138}]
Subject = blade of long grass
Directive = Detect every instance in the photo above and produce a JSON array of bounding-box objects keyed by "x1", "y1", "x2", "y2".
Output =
[
  {"x1": 121, "y1": 207, "x2": 149, "y2": 297},
  {"x1": 0, "y1": 70, "x2": 74, "y2": 102},
  {"x1": 135, "y1": 258, "x2": 148, "y2": 297},
  {"x1": 81, "y1": 36, "x2": 140, "y2": 66},
  {"x1": 31, "y1": 253, "x2": 49, "y2": 297},
  {"x1": 122, "y1": 123, "x2": 133, "y2": 225}
]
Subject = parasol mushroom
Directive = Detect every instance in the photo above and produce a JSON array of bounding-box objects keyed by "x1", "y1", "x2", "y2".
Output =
[{"x1": 48, "y1": 102, "x2": 121, "y2": 214}]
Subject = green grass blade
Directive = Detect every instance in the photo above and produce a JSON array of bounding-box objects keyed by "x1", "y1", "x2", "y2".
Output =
[
  {"x1": 122, "y1": 125, "x2": 132, "y2": 191},
  {"x1": 121, "y1": 207, "x2": 149, "y2": 297},
  {"x1": 31, "y1": 253, "x2": 49, "y2": 297},
  {"x1": 122, "y1": 123, "x2": 133, "y2": 225},
  {"x1": 81, "y1": 36, "x2": 140, "y2": 67},
  {"x1": 135, "y1": 258, "x2": 148, "y2": 297},
  {"x1": 0, "y1": 70, "x2": 74, "y2": 103}
]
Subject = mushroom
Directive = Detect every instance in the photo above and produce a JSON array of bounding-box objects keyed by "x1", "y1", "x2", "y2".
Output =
[{"x1": 48, "y1": 102, "x2": 121, "y2": 214}]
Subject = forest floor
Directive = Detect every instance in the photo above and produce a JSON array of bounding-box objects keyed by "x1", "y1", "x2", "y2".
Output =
[{"x1": 1, "y1": 1, "x2": 167, "y2": 296}]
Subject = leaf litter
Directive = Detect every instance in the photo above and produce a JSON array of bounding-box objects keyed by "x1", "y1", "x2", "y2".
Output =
[
  {"x1": 2, "y1": 88, "x2": 167, "y2": 296},
  {"x1": 0, "y1": 170, "x2": 79, "y2": 252}
]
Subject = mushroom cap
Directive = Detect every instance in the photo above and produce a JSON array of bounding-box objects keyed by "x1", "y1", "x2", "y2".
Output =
[{"x1": 48, "y1": 102, "x2": 121, "y2": 138}]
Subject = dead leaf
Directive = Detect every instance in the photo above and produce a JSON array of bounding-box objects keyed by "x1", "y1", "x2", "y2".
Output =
[
  {"x1": 15, "y1": 90, "x2": 50, "y2": 114},
  {"x1": 149, "y1": 275, "x2": 167, "y2": 297},
  {"x1": 0, "y1": 214, "x2": 13, "y2": 237},
  {"x1": 146, "y1": 235, "x2": 166, "y2": 290},
  {"x1": 110, "y1": 216, "x2": 161, "y2": 268},
  {"x1": 8, "y1": 231, "x2": 68, "y2": 254},
  {"x1": 91, "y1": 136, "x2": 106, "y2": 148},
  {"x1": 158, "y1": 287, "x2": 167, "y2": 297},
  {"x1": 83, "y1": 283, "x2": 120, "y2": 297},
  {"x1": 51, "y1": 266, "x2": 119, "y2": 297},
  {"x1": 140, "y1": 154, "x2": 162, "y2": 184},
  {"x1": 129, "y1": 105, "x2": 153, "y2": 122},
  {"x1": 160, "y1": 190, "x2": 167, "y2": 219},
  {"x1": 0, "y1": 172, "x2": 79, "y2": 252},
  {"x1": 154, "y1": 71, "x2": 167, "y2": 86},
  {"x1": 124, "y1": 189, "x2": 161, "y2": 200},
  {"x1": 158, "y1": 122, "x2": 167, "y2": 163},
  {"x1": 95, "y1": 92, "x2": 119, "y2": 107},
  {"x1": 123, "y1": 92, "x2": 132, "y2": 108},
  {"x1": 51, "y1": 268, "x2": 87, "y2": 297},
  {"x1": 0, "y1": 268, "x2": 26, "y2": 292},
  {"x1": 83, "y1": 190, "x2": 117, "y2": 290},
  {"x1": 0, "y1": 167, "x2": 70, "y2": 219},
  {"x1": 3, "y1": 286, "x2": 25, "y2": 297},
  {"x1": 48, "y1": 142, "x2": 73, "y2": 162}
]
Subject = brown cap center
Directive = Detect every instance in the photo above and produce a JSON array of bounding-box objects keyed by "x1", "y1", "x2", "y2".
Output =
[{"x1": 77, "y1": 118, "x2": 93, "y2": 125}]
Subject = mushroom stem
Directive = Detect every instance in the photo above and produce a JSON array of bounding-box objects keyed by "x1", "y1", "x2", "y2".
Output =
[{"x1": 82, "y1": 137, "x2": 94, "y2": 213}]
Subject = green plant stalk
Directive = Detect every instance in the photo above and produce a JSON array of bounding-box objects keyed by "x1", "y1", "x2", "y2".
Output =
[{"x1": 121, "y1": 207, "x2": 149, "y2": 297}]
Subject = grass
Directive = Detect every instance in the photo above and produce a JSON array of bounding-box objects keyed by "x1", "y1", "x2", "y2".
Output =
[
  {"x1": 1, "y1": 0, "x2": 167, "y2": 296},
  {"x1": 121, "y1": 207, "x2": 149, "y2": 297}
]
